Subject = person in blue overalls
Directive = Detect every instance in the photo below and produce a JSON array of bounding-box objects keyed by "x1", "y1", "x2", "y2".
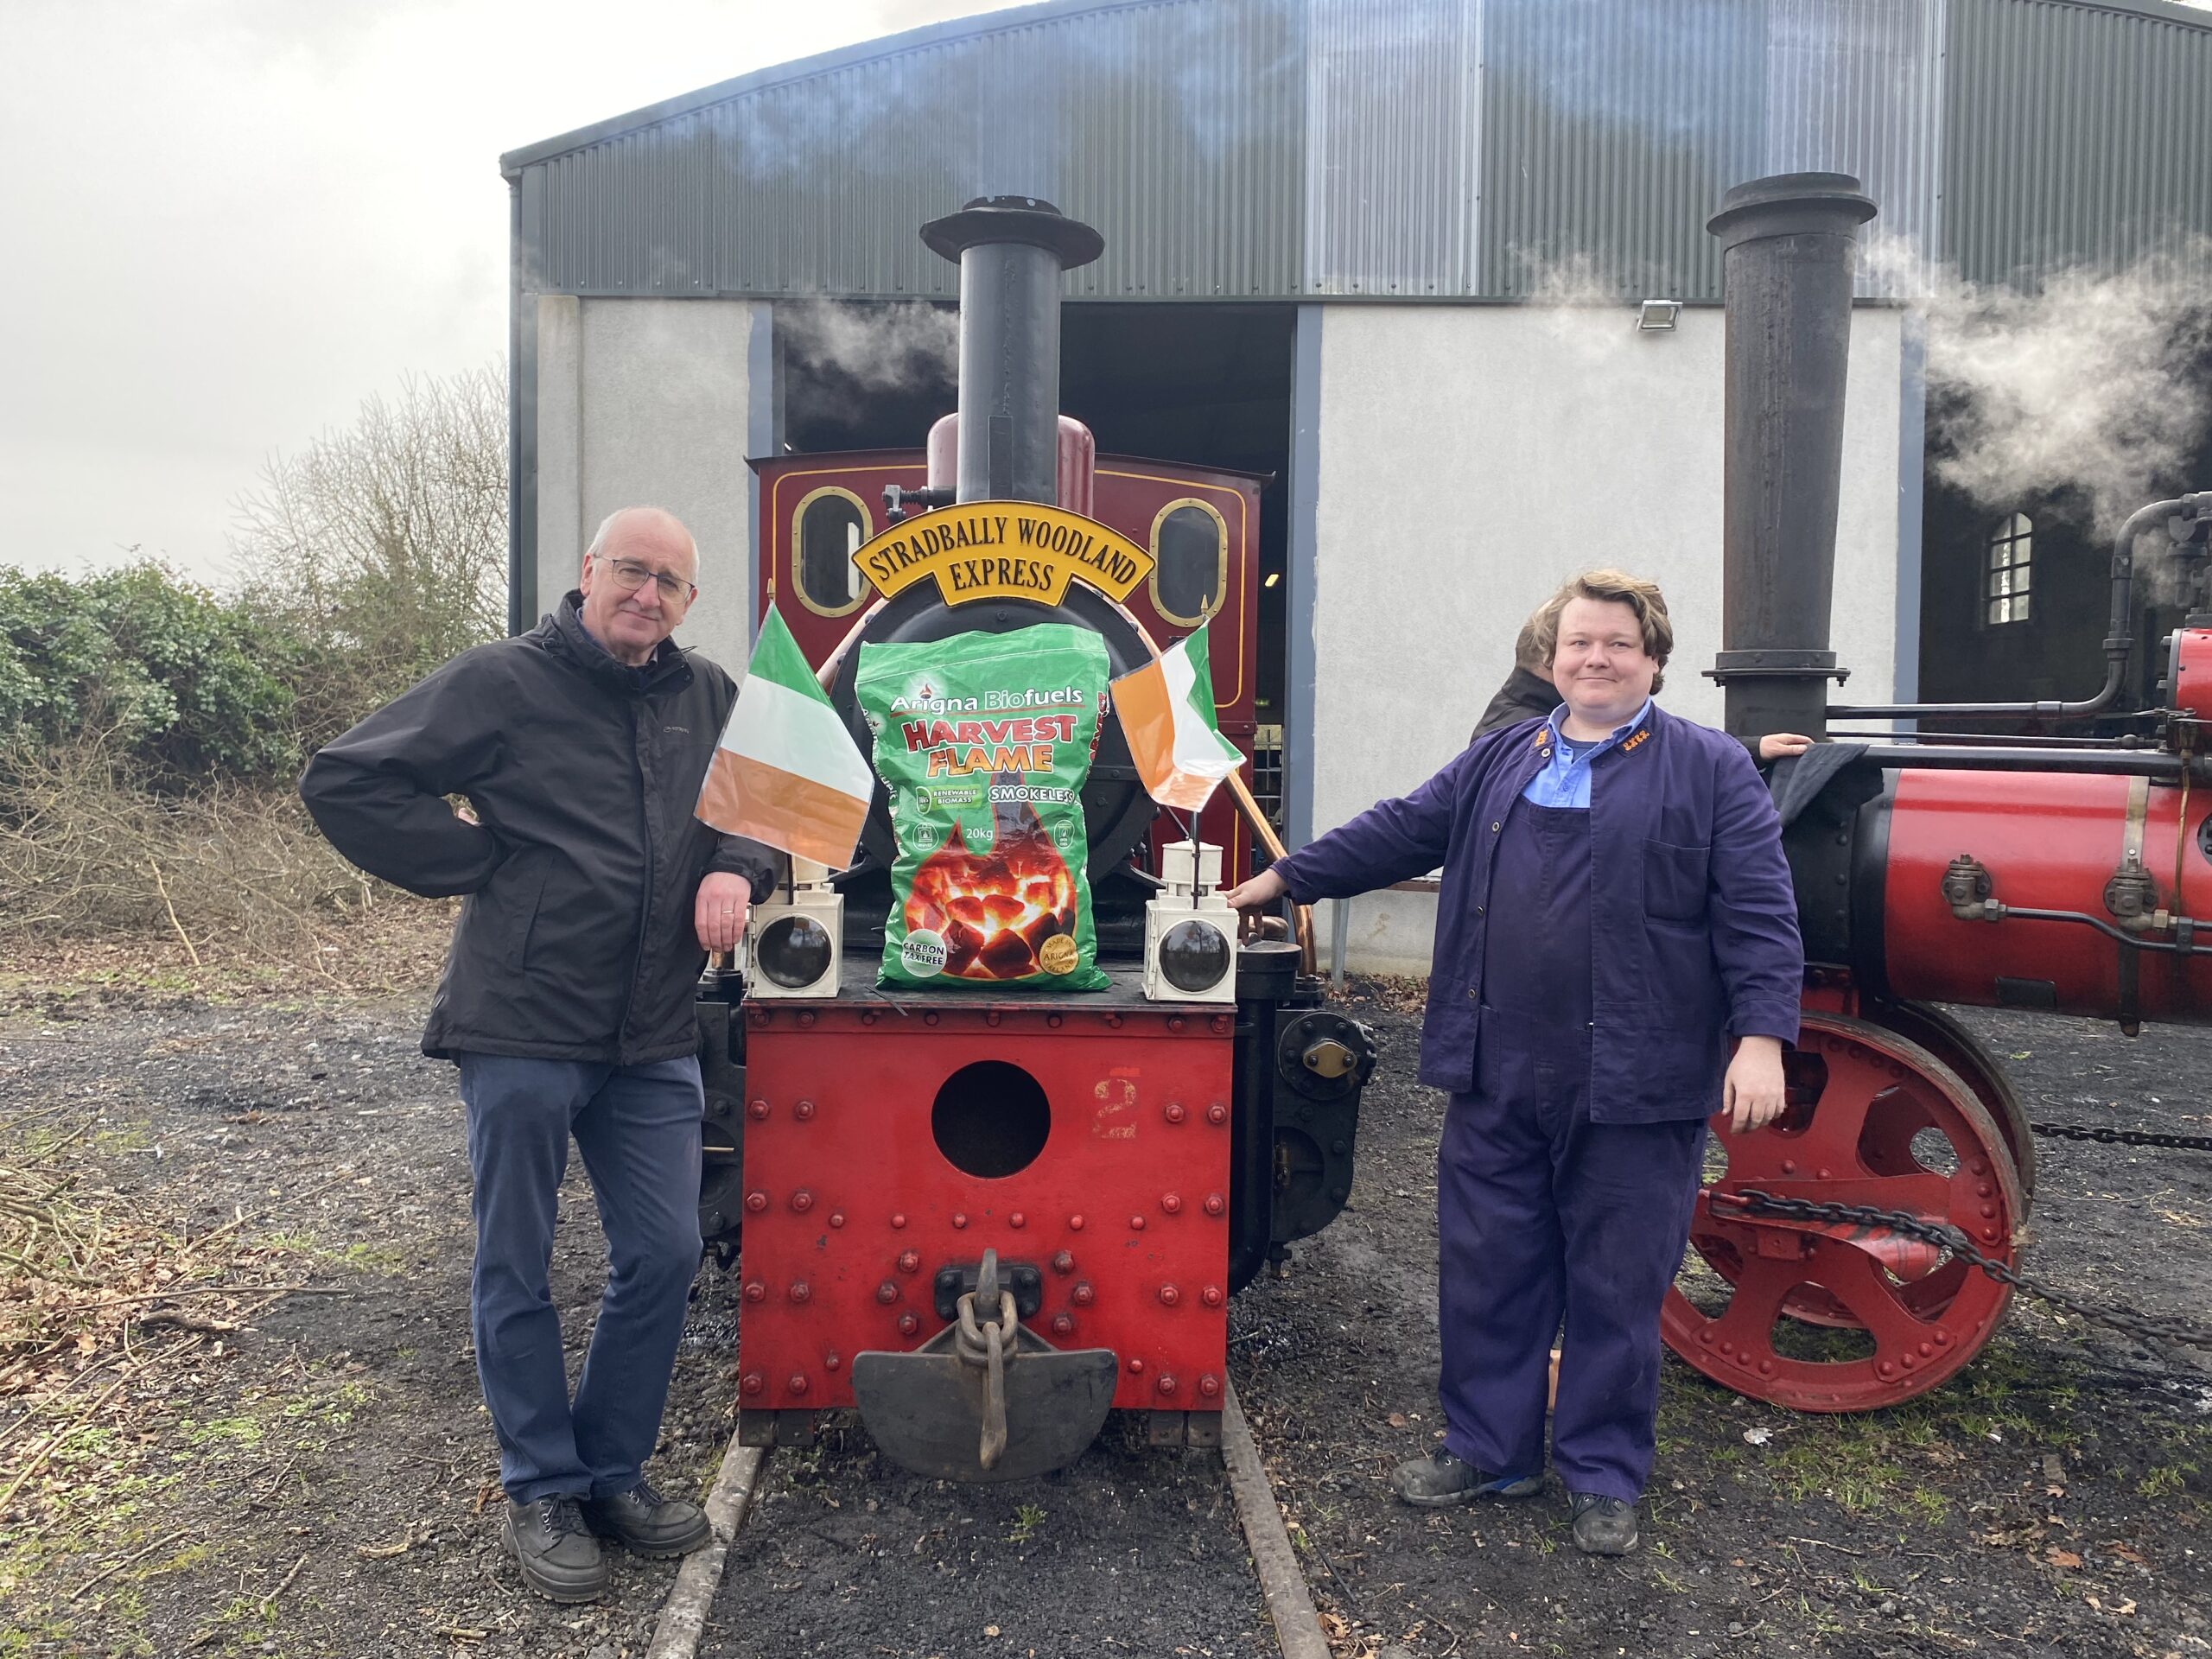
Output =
[{"x1": 1224, "y1": 569, "x2": 1802, "y2": 1556}]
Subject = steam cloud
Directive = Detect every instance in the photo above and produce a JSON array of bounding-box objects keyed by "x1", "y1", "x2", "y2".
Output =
[
  {"x1": 780, "y1": 301, "x2": 957, "y2": 394},
  {"x1": 1516, "y1": 250, "x2": 1660, "y2": 366},
  {"x1": 1865, "y1": 232, "x2": 2212, "y2": 539}
]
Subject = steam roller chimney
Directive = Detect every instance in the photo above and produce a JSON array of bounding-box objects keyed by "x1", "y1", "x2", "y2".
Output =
[
  {"x1": 919, "y1": 196, "x2": 1104, "y2": 507},
  {"x1": 1706, "y1": 172, "x2": 1877, "y2": 742}
]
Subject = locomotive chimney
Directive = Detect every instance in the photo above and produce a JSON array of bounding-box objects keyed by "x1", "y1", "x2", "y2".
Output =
[
  {"x1": 1706, "y1": 172, "x2": 1877, "y2": 742},
  {"x1": 919, "y1": 196, "x2": 1105, "y2": 506}
]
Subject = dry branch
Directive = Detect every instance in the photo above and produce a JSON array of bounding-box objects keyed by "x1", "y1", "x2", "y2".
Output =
[
  {"x1": 259, "y1": 1551, "x2": 308, "y2": 1617},
  {"x1": 145, "y1": 855, "x2": 201, "y2": 966},
  {"x1": 68, "y1": 1528, "x2": 188, "y2": 1604},
  {"x1": 0, "y1": 732, "x2": 439, "y2": 966}
]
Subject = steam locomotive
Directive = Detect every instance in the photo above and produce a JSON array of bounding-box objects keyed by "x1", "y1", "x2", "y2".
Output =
[
  {"x1": 696, "y1": 175, "x2": 2211, "y2": 1466},
  {"x1": 694, "y1": 197, "x2": 1377, "y2": 1477}
]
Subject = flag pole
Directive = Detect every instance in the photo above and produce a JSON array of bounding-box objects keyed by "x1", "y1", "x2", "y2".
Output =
[{"x1": 1170, "y1": 808, "x2": 1198, "y2": 908}]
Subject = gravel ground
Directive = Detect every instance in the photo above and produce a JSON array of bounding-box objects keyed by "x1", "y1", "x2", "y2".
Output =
[
  {"x1": 1231, "y1": 991, "x2": 2212, "y2": 1659},
  {"x1": 2, "y1": 990, "x2": 738, "y2": 1659},
  {"x1": 3, "y1": 980, "x2": 2209, "y2": 1659}
]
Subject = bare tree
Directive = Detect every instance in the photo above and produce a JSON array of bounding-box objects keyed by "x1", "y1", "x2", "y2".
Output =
[{"x1": 232, "y1": 364, "x2": 507, "y2": 745}]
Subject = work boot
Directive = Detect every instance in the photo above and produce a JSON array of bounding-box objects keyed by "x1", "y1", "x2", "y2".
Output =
[
  {"x1": 582, "y1": 1479, "x2": 713, "y2": 1557},
  {"x1": 504, "y1": 1496, "x2": 608, "y2": 1601},
  {"x1": 1569, "y1": 1491, "x2": 1640, "y2": 1555},
  {"x1": 1391, "y1": 1449, "x2": 1543, "y2": 1508}
]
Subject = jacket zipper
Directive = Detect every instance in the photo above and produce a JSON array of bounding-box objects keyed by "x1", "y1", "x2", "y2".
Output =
[{"x1": 615, "y1": 699, "x2": 656, "y2": 1062}]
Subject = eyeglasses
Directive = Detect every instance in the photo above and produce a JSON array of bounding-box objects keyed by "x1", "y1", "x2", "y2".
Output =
[{"x1": 593, "y1": 553, "x2": 698, "y2": 605}]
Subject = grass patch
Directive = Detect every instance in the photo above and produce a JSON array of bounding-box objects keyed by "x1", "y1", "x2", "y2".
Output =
[
  {"x1": 1696, "y1": 1335, "x2": 2097, "y2": 1522},
  {"x1": 181, "y1": 1414, "x2": 266, "y2": 1449},
  {"x1": 0, "y1": 1372, "x2": 368, "y2": 1641},
  {"x1": 257, "y1": 1233, "x2": 406, "y2": 1275}
]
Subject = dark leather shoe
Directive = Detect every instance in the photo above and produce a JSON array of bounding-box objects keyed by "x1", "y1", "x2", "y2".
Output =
[
  {"x1": 505, "y1": 1496, "x2": 608, "y2": 1601},
  {"x1": 1392, "y1": 1449, "x2": 1543, "y2": 1508},
  {"x1": 1570, "y1": 1491, "x2": 1640, "y2": 1555},
  {"x1": 582, "y1": 1479, "x2": 713, "y2": 1557}
]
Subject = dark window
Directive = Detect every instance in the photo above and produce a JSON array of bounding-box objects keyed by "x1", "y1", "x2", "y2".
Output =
[
  {"x1": 1151, "y1": 500, "x2": 1226, "y2": 626},
  {"x1": 795, "y1": 490, "x2": 869, "y2": 615},
  {"x1": 1984, "y1": 513, "x2": 2031, "y2": 626}
]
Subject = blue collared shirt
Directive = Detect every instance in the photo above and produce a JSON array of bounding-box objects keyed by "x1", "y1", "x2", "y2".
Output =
[{"x1": 1520, "y1": 699, "x2": 1654, "y2": 809}]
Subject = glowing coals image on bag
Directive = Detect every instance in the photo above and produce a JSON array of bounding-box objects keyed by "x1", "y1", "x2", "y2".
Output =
[{"x1": 855, "y1": 624, "x2": 1111, "y2": 991}]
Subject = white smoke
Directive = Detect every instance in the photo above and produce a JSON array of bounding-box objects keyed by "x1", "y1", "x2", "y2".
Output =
[
  {"x1": 1864, "y1": 231, "x2": 2212, "y2": 539},
  {"x1": 779, "y1": 300, "x2": 958, "y2": 394},
  {"x1": 1516, "y1": 250, "x2": 1658, "y2": 365}
]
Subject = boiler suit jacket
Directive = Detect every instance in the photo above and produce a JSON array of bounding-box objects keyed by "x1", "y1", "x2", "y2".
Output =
[{"x1": 1270, "y1": 702, "x2": 1803, "y2": 1118}]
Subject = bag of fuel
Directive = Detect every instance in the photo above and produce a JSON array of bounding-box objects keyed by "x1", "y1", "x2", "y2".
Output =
[{"x1": 856, "y1": 624, "x2": 1112, "y2": 991}]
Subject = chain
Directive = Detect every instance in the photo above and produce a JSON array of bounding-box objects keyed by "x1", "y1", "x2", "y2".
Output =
[
  {"x1": 954, "y1": 1255, "x2": 1018, "y2": 1472},
  {"x1": 2028, "y1": 1120, "x2": 2212, "y2": 1153},
  {"x1": 1711, "y1": 1188, "x2": 2212, "y2": 1353}
]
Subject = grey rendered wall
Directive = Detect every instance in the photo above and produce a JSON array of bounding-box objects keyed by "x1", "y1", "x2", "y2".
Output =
[
  {"x1": 534, "y1": 296, "x2": 767, "y2": 673},
  {"x1": 1306, "y1": 301, "x2": 1904, "y2": 974}
]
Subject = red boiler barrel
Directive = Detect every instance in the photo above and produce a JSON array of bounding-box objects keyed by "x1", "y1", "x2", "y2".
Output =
[
  {"x1": 1880, "y1": 767, "x2": 2212, "y2": 1023},
  {"x1": 926, "y1": 412, "x2": 1096, "y2": 517}
]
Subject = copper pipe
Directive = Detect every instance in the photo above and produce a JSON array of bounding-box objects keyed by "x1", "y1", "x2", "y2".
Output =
[
  {"x1": 1224, "y1": 767, "x2": 1316, "y2": 978},
  {"x1": 811, "y1": 598, "x2": 888, "y2": 693}
]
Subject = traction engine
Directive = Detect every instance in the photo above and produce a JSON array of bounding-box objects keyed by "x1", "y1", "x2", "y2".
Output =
[
  {"x1": 694, "y1": 198, "x2": 1376, "y2": 1476},
  {"x1": 1662, "y1": 173, "x2": 2212, "y2": 1410}
]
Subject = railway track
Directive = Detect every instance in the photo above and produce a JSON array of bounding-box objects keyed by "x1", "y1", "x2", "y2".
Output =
[{"x1": 645, "y1": 1390, "x2": 1333, "y2": 1659}]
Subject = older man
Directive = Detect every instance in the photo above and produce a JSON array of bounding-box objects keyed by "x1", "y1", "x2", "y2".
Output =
[
  {"x1": 1226, "y1": 569, "x2": 1802, "y2": 1556},
  {"x1": 302, "y1": 507, "x2": 774, "y2": 1602}
]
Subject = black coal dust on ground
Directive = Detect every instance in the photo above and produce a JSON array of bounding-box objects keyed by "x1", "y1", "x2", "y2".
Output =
[
  {"x1": 1231, "y1": 990, "x2": 2212, "y2": 1658},
  {"x1": 1, "y1": 994, "x2": 747, "y2": 1658},
  {"x1": 0, "y1": 989, "x2": 1271, "y2": 1659},
  {"x1": 4, "y1": 982, "x2": 2209, "y2": 1658}
]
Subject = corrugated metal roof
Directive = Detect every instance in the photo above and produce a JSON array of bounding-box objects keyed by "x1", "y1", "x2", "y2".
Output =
[
  {"x1": 1765, "y1": 0, "x2": 1947, "y2": 296},
  {"x1": 1302, "y1": 0, "x2": 1481, "y2": 296},
  {"x1": 1946, "y1": 0, "x2": 2212, "y2": 284},
  {"x1": 503, "y1": 0, "x2": 2212, "y2": 303},
  {"x1": 518, "y1": 0, "x2": 1305, "y2": 299},
  {"x1": 1477, "y1": 0, "x2": 1768, "y2": 300}
]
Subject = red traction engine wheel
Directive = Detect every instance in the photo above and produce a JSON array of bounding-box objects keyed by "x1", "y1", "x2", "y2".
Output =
[{"x1": 1660, "y1": 1012, "x2": 2027, "y2": 1410}]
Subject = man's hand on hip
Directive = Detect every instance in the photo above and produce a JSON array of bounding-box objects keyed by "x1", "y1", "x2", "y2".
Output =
[
  {"x1": 696, "y1": 872, "x2": 752, "y2": 951},
  {"x1": 1723, "y1": 1035, "x2": 1789, "y2": 1133}
]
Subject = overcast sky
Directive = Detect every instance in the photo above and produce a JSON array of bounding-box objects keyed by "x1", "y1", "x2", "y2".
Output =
[{"x1": 0, "y1": 0, "x2": 992, "y2": 586}]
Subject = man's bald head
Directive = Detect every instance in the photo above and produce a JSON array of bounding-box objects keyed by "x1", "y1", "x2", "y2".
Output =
[
  {"x1": 586, "y1": 507, "x2": 699, "y2": 582},
  {"x1": 577, "y1": 506, "x2": 701, "y2": 665}
]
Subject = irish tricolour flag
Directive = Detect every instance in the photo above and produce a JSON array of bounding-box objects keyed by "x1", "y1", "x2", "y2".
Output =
[
  {"x1": 1110, "y1": 623, "x2": 1243, "y2": 812},
  {"x1": 696, "y1": 607, "x2": 874, "y2": 869}
]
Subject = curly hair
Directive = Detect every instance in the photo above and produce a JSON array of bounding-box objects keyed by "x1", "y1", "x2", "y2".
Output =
[{"x1": 1528, "y1": 569, "x2": 1673, "y2": 695}]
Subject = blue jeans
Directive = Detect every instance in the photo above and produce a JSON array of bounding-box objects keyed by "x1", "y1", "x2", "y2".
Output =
[{"x1": 456, "y1": 1053, "x2": 703, "y2": 1503}]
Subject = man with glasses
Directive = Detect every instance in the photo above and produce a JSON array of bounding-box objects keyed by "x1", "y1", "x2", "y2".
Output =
[{"x1": 302, "y1": 506, "x2": 775, "y2": 1602}]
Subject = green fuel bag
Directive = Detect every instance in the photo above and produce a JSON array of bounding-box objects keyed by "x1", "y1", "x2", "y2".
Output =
[{"x1": 855, "y1": 624, "x2": 1111, "y2": 991}]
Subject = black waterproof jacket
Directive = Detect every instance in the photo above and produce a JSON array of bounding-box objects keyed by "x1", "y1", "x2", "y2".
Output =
[
  {"x1": 1471, "y1": 665, "x2": 1560, "y2": 741},
  {"x1": 300, "y1": 594, "x2": 776, "y2": 1064}
]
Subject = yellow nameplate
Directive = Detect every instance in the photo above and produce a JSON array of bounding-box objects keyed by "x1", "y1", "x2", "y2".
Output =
[{"x1": 852, "y1": 501, "x2": 1155, "y2": 608}]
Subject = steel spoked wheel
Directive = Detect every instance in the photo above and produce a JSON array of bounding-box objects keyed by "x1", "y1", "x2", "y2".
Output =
[
  {"x1": 1661, "y1": 1013, "x2": 2025, "y2": 1411},
  {"x1": 1871, "y1": 1000, "x2": 2036, "y2": 1205}
]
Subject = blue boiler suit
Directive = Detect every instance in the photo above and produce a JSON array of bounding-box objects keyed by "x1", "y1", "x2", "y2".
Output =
[{"x1": 1271, "y1": 702, "x2": 1802, "y2": 1498}]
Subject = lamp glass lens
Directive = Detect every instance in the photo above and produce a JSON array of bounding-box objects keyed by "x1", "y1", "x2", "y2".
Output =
[
  {"x1": 758, "y1": 914, "x2": 834, "y2": 988},
  {"x1": 1160, "y1": 918, "x2": 1232, "y2": 994}
]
